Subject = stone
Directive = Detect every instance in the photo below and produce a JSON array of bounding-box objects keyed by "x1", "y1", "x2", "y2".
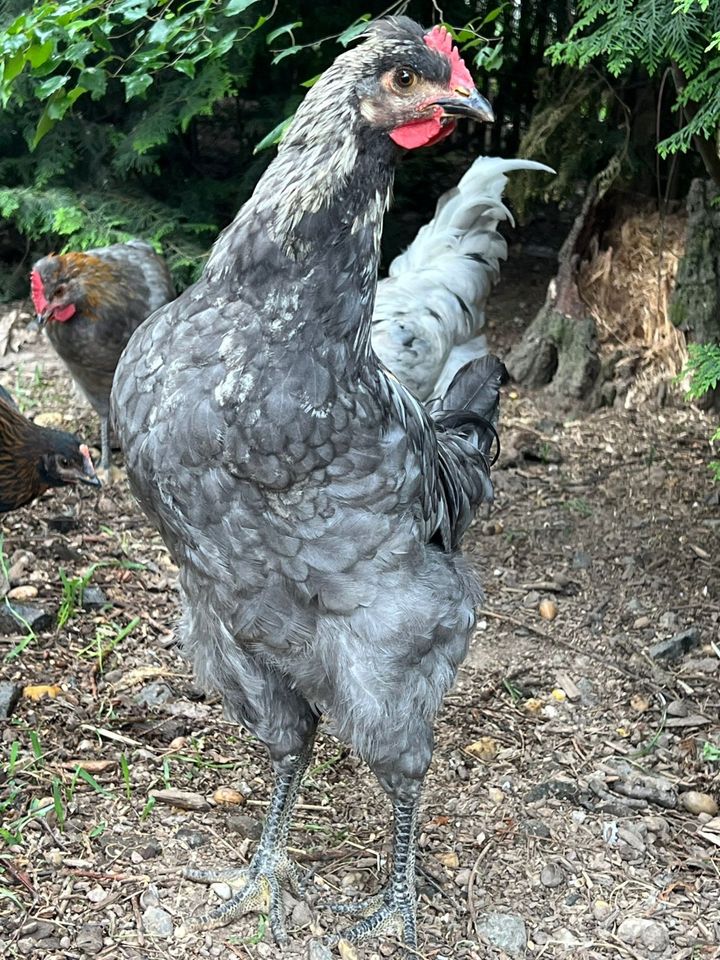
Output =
[
  {"x1": 81, "y1": 586, "x2": 108, "y2": 610},
  {"x1": 649, "y1": 627, "x2": 700, "y2": 661},
  {"x1": 134, "y1": 682, "x2": 173, "y2": 708},
  {"x1": 142, "y1": 905, "x2": 174, "y2": 939},
  {"x1": 227, "y1": 814, "x2": 262, "y2": 841},
  {"x1": 526, "y1": 779, "x2": 578, "y2": 803},
  {"x1": 308, "y1": 943, "x2": 333, "y2": 960},
  {"x1": 0, "y1": 681, "x2": 21, "y2": 719},
  {"x1": 7, "y1": 585, "x2": 38, "y2": 601},
  {"x1": 522, "y1": 819, "x2": 551, "y2": 838},
  {"x1": 540, "y1": 862, "x2": 564, "y2": 887},
  {"x1": 210, "y1": 882, "x2": 232, "y2": 901},
  {"x1": 76, "y1": 923, "x2": 104, "y2": 955},
  {"x1": 291, "y1": 900, "x2": 314, "y2": 927},
  {"x1": 475, "y1": 911, "x2": 527, "y2": 957},
  {"x1": 617, "y1": 917, "x2": 669, "y2": 953},
  {"x1": 680, "y1": 791, "x2": 718, "y2": 816},
  {"x1": 175, "y1": 827, "x2": 208, "y2": 848},
  {"x1": 213, "y1": 786, "x2": 246, "y2": 806},
  {"x1": 0, "y1": 603, "x2": 52, "y2": 634}
]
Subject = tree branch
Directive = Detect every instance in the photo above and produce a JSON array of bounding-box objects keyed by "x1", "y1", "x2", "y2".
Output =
[{"x1": 671, "y1": 62, "x2": 720, "y2": 189}]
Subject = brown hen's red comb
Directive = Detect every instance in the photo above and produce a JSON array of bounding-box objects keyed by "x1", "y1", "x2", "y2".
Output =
[
  {"x1": 30, "y1": 271, "x2": 48, "y2": 315},
  {"x1": 424, "y1": 25, "x2": 474, "y2": 91}
]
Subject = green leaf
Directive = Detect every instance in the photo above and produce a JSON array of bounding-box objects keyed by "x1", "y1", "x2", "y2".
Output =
[
  {"x1": 35, "y1": 75, "x2": 68, "y2": 98},
  {"x1": 174, "y1": 59, "x2": 196, "y2": 77},
  {"x1": 338, "y1": 15, "x2": 371, "y2": 47},
  {"x1": 272, "y1": 45, "x2": 302, "y2": 65},
  {"x1": 266, "y1": 22, "x2": 302, "y2": 45},
  {"x1": 2, "y1": 50, "x2": 25, "y2": 86},
  {"x1": 79, "y1": 67, "x2": 107, "y2": 98},
  {"x1": 253, "y1": 113, "x2": 294, "y2": 154},
  {"x1": 481, "y1": 5, "x2": 506, "y2": 27},
  {"x1": 224, "y1": 0, "x2": 258, "y2": 15},
  {"x1": 123, "y1": 72, "x2": 153, "y2": 99},
  {"x1": 26, "y1": 41, "x2": 54, "y2": 70},
  {"x1": 146, "y1": 18, "x2": 173, "y2": 45}
]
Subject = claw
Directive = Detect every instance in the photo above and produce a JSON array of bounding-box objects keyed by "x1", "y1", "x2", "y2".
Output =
[
  {"x1": 325, "y1": 884, "x2": 417, "y2": 949},
  {"x1": 178, "y1": 851, "x2": 302, "y2": 942}
]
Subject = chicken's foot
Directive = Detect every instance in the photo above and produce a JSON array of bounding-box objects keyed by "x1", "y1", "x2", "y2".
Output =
[
  {"x1": 327, "y1": 797, "x2": 419, "y2": 950},
  {"x1": 176, "y1": 742, "x2": 313, "y2": 942}
]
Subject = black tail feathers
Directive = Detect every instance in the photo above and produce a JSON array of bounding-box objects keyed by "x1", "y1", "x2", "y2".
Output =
[{"x1": 429, "y1": 355, "x2": 508, "y2": 461}]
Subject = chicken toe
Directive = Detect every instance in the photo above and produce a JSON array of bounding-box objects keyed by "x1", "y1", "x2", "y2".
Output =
[
  {"x1": 327, "y1": 886, "x2": 417, "y2": 949},
  {"x1": 178, "y1": 849, "x2": 303, "y2": 941}
]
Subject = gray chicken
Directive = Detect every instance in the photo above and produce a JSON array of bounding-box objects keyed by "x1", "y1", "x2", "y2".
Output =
[
  {"x1": 112, "y1": 18, "x2": 504, "y2": 951},
  {"x1": 30, "y1": 240, "x2": 175, "y2": 477}
]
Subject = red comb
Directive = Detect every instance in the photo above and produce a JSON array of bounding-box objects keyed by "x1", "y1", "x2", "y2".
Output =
[
  {"x1": 30, "y1": 271, "x2": 48, "y2": 315},
  {"x1": 424, "y1": 25, "x2": 474, "y2": 91}
]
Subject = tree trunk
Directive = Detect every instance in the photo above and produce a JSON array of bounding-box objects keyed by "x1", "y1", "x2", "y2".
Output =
[{"x1": 505, "y1": 179, "x2": 602, "y2": 408}]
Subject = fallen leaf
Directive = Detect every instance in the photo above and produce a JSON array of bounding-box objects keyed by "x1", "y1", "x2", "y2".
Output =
[
  {"x1": 59, "y1": 760, "x2": 116, "y2": 773},
  {"x1": 338, "y1": 940, "x2": 359, "y2": 960},
  {"x1": 114, "y1": 666, "x2": 175, "y2": 690},
  {"x1": 23, "y1": 684, "x2": 62, "y2": 700},
  {"x1": 551, "y1": 688, "x2": 566, "y2": 702},
  {"x1": 539, "y1": 599, "x2": 558, "y2": 621},
  {"x1": 630, "y1": 693, "x2": 651, "y2": 712},
  {"x1": 524, "y1": 697, "x2": 544, "y2": 714},
  {"x1": 466, "y1": 737, "x2": 499, "y2": 761},
  {"x1": 436, "y1": 851, "x2": 459, "y2": 869}
]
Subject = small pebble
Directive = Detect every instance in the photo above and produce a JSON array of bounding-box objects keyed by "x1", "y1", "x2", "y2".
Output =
[
  {"x1": 213, "y1": 785, "x2": 246, "y2": 806},
  {"x1": 307, "y1": 942, "x2": 333, "y2": 960},
  {"x1": 86, "y1": 885, "x2": 107, "y2": 903},
  {"x1": 593, "y1": 899, "x2": 612, "y2": 921},
  {"x1": 617, "y1": 917, "x2": 669, "y2": 953},
  {"x1": 680, "y1": 790, "x2": 718, "y2": 816},
  {"x1": 7, "y1": 585, "x2": 38, "y2": 601},
  {"x1": 142, "y1": 905, "x2": 174, "y2": 939},
  {"x1": 210, "y1": 882, "x2": 233, "y2": 901},
  {"x1": 76, "y1": 923, "x2": 104, "y2": 955},
  {"x1": 540, "y1": 862, "x2": 564, "y2": 888},
  {"x1": 291, "y1": 900, "x2": 313, "y2": 927}
]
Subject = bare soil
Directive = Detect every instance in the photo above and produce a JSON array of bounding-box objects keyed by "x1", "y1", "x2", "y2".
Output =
[{"x1": 1, "y1": 263, "x2": 718, "y2": 960}]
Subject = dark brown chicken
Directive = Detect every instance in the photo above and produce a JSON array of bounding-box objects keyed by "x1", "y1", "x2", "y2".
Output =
[
  {"x1": 0, "y1": 385, "x2": 100, "y2": 512},
  {"x1": 30, "y1": 240, "x2": 175, "y2": 476}
]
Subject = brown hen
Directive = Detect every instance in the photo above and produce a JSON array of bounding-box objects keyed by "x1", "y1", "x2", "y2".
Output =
[
  {"x1": 0, "y1": 385, "x2": 100, "y2": 513},
  {"x1": 31, "y1": 240, "x2": 175, "y2": 477}
]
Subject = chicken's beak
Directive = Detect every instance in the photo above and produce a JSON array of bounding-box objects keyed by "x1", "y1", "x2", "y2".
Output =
[
  {"x1": 434, "y1": 87, "x2": 495, "y2": 124},
  {"x1": 34, "y1": 312, "x2": 47, "y2": 331},
  {"x1": 78, "y1": 444, "x2": 102, "y2": 488}
]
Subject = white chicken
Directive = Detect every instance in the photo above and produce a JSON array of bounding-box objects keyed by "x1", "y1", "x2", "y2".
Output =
[{"x1": 372, "y1": 156, "x2": 553, "y2": 399}]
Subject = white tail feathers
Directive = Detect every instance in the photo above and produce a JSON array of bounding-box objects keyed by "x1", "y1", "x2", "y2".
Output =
[{"x1": 371, "y1": 157, "x2": 554, "y2": 400}]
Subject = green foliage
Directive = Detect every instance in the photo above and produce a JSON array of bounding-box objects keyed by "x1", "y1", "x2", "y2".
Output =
[
  {"x1": 682, "y1": 343, "x2": 720, "y2": 479},
  {"x1": 548, "y1": 0, "x2": 720, "y2": 159}
]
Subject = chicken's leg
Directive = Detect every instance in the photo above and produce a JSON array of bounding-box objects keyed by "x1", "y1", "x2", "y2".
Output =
[
  {"x1": 329, "y1": 795, "x2": 420, "y2": 949},
  {"x1": 97, "y1": 415, "x2": 114, "y2": 484},
  {"x1": 178, "y1": 739, "x2": 314, "y2": 942}
]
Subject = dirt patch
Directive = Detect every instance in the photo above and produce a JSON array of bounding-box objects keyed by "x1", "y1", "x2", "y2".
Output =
[{"x1": 0, "y1": 304, "x2": 718, "y2": 960}]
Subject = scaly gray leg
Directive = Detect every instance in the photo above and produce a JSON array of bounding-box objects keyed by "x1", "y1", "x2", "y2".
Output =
[
  {"x1": 328, "y1": 796, "x2": 420, "y2": 950},
  {"x1": 178, "y1": 740, "x2": 314, "y2": 942},
  {"x1": 100, "y1": 416, "x2": 111, "y2": 474}
]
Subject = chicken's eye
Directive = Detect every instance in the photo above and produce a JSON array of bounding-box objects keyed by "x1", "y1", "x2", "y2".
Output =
[
  {"x1": 393, "y1": 68, "x2": 417, "y2": 90},
  {"x1": 60, "y1": 457, "x2": 69, "y2": 468}
]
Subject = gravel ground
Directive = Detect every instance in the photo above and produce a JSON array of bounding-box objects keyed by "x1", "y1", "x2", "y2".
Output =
[{"x1": 0, "y1": 301, "x2": 718, "y2": 960}]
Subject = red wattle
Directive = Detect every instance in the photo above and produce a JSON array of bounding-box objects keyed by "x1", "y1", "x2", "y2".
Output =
[
  {"x1": 390, "y1": 117, "x2": 455, "y2": 150},
  {"x1": 52, "y1": 303, "x2": 76, "y2": 323}
]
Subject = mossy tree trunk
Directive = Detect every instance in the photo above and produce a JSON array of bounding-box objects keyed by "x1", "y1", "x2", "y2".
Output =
[{"x1": 506, "y1": 179, "x2": 602, "y2": 408}]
